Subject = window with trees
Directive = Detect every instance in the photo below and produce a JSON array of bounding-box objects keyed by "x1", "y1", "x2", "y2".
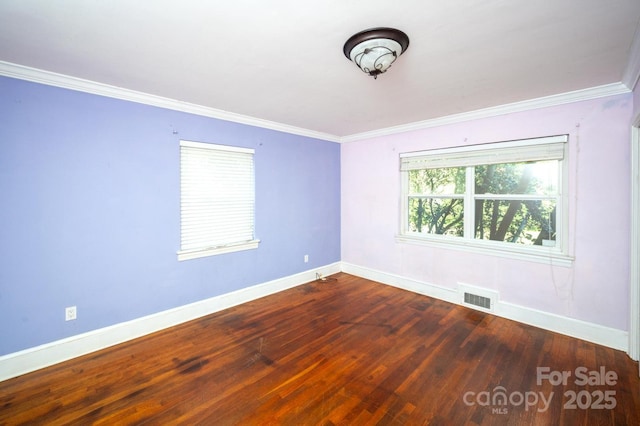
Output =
[{"x1": 399, "y1": 135, "x2": 570, "y2": 262}]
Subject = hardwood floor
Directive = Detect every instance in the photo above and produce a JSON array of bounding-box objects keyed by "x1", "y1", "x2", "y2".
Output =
[{"x1": 1, "y1": 273, "x2": 638, "y2": 425}]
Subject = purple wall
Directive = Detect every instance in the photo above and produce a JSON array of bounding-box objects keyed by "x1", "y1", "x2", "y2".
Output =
[
  {"x1": 0, "y1": 76, "x2": 340, "y2": 355},
  {"x1": 342, "y1": 93, "x2": 633, "y2": 331}
]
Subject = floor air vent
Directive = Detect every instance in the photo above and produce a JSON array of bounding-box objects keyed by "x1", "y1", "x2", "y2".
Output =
[
  {"x1": 464, "y1": 292, "x2": 491, "y2": 310},
  {"x1": 458, "y1": 283, "x2": 499, "y2": 313}
]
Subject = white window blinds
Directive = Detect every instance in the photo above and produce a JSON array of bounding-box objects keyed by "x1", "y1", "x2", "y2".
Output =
[
  {"x1": 179, "y1": 140, "x2": 257, "y2": 260},
  {"x1": 400, "y1": 135, "x2": 567, "y2": 171}
]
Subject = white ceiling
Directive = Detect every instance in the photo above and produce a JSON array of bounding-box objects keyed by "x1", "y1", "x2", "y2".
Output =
[{"x1": 1, "y1": 1, "x2": 639, "y2": 139}]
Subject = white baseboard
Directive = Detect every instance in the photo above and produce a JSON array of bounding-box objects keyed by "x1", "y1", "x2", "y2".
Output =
[
  {"x1": 0, "y1": 262, "x2": 341, "y2": 382},
  {"x1": 1, "y1": 261, "x2": 628, "y2": 382},
  {"x1": 494, "y1": 302, "x2": 628, "y2": 352},
  {"x1": 341, "y1": 262, "x2": 629, "y2": 353},
  {"x1": 341, "y1": 262, "x2": 459, "y2": 304}
]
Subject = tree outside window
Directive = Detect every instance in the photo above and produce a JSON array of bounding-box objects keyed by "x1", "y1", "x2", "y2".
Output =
[{"x1": 400, "y1": 135, "x2": 568, "y2": 259}]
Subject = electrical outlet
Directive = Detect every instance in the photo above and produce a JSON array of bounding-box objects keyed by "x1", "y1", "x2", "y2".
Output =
[
  {"x1": 304, "y1": 254, "x2": 309, "y2": 263},
  {"x1": 65, "y1": 306, "x2": 77, "y2": 321}
]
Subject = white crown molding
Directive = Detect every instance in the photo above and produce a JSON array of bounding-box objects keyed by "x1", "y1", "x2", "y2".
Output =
[
  {"x1": 622, "y1": 22, "x2": 640, "y2": 91},
  {"x1": 0, "y1": 262, "x2": 341, "y2": 382},
  {"x1": 0, "y1": 61, "x2": 632, "y2": 145},
  {"x1": 0, "y1": 61, "x2": 341, "y2": 143},
  {"x1": 341, "y1": 262, "x2": 629, "y2": 353},
  {"x1": 341, "y1": 83, "x2": 631, "y2": 143}
]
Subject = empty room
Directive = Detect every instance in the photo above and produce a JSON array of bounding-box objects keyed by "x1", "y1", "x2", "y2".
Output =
[{"x1": 1, "y1": 1, "x2": 639, "y2": 424}]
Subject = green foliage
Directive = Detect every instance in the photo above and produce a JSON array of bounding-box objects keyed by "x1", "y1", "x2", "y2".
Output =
[
  {"x1": 408, "y1": 197, "x2": 464, "y2": 236},
  {"x1": 475, "y1": 199, "x2": 556, "y2": 245},
  {"x1": 408, "y1": 161, "x2": 558, "y2": 245},
  {"x1": 408, "y1": 168, "x2": 465, "y2": 236},
  {"x1": 409, "y1": 167, "x2": 465, "y2": 194}
]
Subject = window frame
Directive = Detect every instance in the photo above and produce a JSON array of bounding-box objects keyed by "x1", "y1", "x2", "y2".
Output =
[
  {"x1": 177, "y1": 140, "x2": 259, "y2": 261},
  {"x1": 397, "y1": 135, "x2": 573, "y2": 266}
]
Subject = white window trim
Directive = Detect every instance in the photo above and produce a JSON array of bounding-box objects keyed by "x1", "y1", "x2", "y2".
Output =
[
  {"x1": 397, "y1": 135, "x2": 573, "y2": 266},
  {"x1": 177, "y1": 240, "x2": 260, "y2": 261},
  {"x1": 177, "y1": 140, "x2": 259, "y2": 261}
]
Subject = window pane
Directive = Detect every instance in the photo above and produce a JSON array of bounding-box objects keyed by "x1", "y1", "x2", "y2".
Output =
[
  {"x1": 475, "y1": 161, "x2": 558, "y2": 195},
  {"x1": 180, "y1": 142, "x2": 255, "y2": 254},
  {"x1": 409, "y1": 167, "x2": 465, "y2": 195},
  {"x1": 408, "y1": 197, "x2": 464, "y2": 236},
  {"x1": 474, "y1": 199, "x2": 556, "y2": 245}
]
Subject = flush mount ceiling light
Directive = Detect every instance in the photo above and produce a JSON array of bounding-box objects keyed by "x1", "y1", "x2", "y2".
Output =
[{"x1": 343, "y1": 27, "x2": 410, "y2": 79}]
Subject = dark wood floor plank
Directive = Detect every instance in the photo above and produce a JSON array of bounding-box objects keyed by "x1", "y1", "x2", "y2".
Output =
[{"x1": 0, "y1": 272, "x2": 638, "y2": 425}]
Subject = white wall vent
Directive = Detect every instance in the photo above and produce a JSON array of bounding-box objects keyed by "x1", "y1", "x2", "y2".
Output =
[{"x1": 458, "y1": 283, "x2": 499, "y2": 313}]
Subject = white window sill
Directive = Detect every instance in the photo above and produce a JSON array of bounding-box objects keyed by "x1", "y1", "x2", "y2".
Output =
[
  {"x1": 395, "y1": 234, "x2": 573, "y2": 267},
  {"x1": 177, "y1": 240, "x2": 260, "y2": 261}
]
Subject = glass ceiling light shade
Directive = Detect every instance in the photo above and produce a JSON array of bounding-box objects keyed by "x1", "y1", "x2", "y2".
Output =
[{"x1": 343, "y1": 27, "x2": 410, "y2": 79}]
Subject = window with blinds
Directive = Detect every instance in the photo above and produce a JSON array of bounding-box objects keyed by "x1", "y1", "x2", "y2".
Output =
[
  {"x1": 178, "y1": 140, "x2": 259, "y2": 261},
  {"x1": 398, "y1": 135, "x2": 571, "y2": 263}
]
